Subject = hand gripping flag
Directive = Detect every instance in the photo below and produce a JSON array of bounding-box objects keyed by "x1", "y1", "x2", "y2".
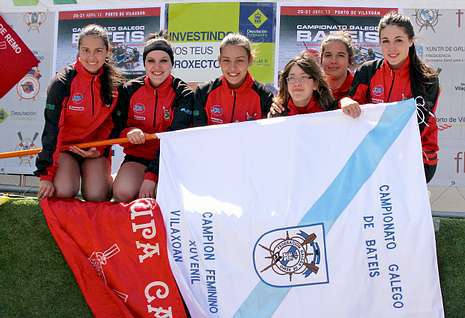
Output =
[
  {"x1": 156, "y1": 100, "x2": 444, "y2": 318},
  {"x1": 0, "y1": 16, "x2": 39, "y2": 98},
  {"x1": 41, "y1": 198, "x2": 187, "y2": 318}
]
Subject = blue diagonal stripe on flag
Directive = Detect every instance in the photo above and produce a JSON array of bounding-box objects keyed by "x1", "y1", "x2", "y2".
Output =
[{"x1": 234, "y1": 99, "x2": 416, "y2": 318}]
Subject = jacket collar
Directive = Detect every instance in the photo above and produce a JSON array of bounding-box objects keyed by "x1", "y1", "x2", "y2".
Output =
[
  {"x1": 383, "y1": 56, "x2": 410, "y2": 76},
  {"x1": 288, "y1": 96, "x2": 322, "y2": 115},
  {"x1": 144, "y1": 74, "x2": 174, "y2": 94},
  {"x1": 74, "y1": 59, "x2": 104, "y2": 78},
  {"x1": 220, "y1": 72, "x2": 254, "y2": 94}
]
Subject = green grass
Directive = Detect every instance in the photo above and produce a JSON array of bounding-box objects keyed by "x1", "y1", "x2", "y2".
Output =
[
  {"x1": 0, "y1": 199, "x2": 464, "y2": 317},
  {"x1": 0, "y1": 198, "x2": 91, "y2": 317},
  {"x1": 435, "y1": 217, "x2": 465, "y2": 318}
]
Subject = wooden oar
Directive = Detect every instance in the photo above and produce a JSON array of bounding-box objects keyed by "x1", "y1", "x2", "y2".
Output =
[{"x1": 0, "y1": 133, "x2": 158, "y2": 159}]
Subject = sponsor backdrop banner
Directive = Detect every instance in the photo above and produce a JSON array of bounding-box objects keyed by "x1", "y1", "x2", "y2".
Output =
[
  {"x1": 401, "y1": 9, "x2": 465, "y2": 187},
  {"x1": 277, "y1": 5, "x2": 395, "y2": 84},
  {"x1": 0, "y1": 11, "x2": 55, "y2": 175},
  {"x1": 157, "y1": 100, "x2": 444, "y2": 317},
  {"x1": 0, "y1": 4, "x2": 464, "y2": 210},
  {"x1": 56, "y1": 7, "x2": 161, "y2": 79},
  {"x1": 166, "y1": 2, "x2": 276, "y2": 87}
]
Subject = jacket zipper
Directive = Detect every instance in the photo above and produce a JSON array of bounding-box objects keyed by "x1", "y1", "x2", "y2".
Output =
[
  {"x1": 230, "y1": 91, "x2": 236, "y2": 123},
  {"x1": 153, "y1": 89, "x2": 158, "y2": 128},
  {"x1": 386, "y1": 71, "x2": 395, "y2": 102},
  {"x1": 90, "y1": 76, "x2": 95, "y2": 115}
]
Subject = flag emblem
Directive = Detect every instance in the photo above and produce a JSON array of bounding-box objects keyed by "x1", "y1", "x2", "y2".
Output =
[{"x1": 253, "y1": 223, "x2": 329, "y2": 287}]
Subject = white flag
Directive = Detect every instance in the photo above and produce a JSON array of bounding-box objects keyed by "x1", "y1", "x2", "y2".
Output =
[{"x1": 157, "y1": 99, "x2": 444, "y2": 318}]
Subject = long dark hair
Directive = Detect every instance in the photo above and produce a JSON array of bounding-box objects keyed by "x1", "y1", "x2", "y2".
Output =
[
  {"x1": 378, "y1": 12, "x2": 438, "y2": 96},
  {"x1": 277, "y1": 52, "x2": 334, "y2": 110},
  {"x1": 77, "y1": 24, "x2": 124, "y2": 105}
]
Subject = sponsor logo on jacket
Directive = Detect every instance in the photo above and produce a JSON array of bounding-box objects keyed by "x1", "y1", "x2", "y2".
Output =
[
  {"x1": 134, "y1": 115, "x2": 146, "y2": 121},
  {"x1": 69, "y1": 105, "x2": 84, "y2": 111},
  {"x1": 72, "y1": 93, "x2": 84, "y2": 104},
  {"x1": 372, "y1": 85, "x2": 384, "y2": 97},
  {"x1": 210, "y1": 105, "x2": 224, "y2": 123},
  {"x1": 134, "y1": 103, "x2": 145, "y2": 113},
  {"x1": 211, "y1": 105, "x2": 223, "y2": 116},
  {"x1": 163, "y1": 106, "x2": 171, "y2": 121}
]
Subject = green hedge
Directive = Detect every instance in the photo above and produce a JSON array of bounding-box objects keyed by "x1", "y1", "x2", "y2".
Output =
[{"x1": 0, "y1": 199, "x2": 463, "y2": 317}]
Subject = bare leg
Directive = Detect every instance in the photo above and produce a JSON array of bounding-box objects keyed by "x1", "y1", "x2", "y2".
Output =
[
  {"x1": 112, "y1": 161, "x2": 146, "y2": 203},
  {"x1": 53, "y1": 152, "x2": 81, "y2": 198},
  {"x1": 81, "y1": 156, "x2": 112, "y2": 202}
]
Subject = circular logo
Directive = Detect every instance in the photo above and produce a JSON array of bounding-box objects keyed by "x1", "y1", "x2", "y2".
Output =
[
  {"x1": 134, "y1": 103, "x2": 145, "y2": 113},
  {"x1": 210, "y1": 105, "x2": 223, "y2": 116},
  {"x1": 16, "y1": 76, "x2": 40, "y2": 100},
  {"x1": 413, "y1": 9, "x2": 441, "y2": 32},
  {"x1": 419, "y1": 9, "x2": 437, "y2": 24},
  {"x1": 71, "y1": 93, "x2": 84, "y2": 104},
  {"x1": 274, "y1": 239, "x2": 306, "y2": 274},
  {"x1": 372, "y1": 85, "x2": 384, "y2": 97}
]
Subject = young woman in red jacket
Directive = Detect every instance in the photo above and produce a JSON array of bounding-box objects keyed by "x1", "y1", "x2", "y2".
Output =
[
  {"x1": 340, "y1": 12, "x2": 440, "y2": 182},
  {"x1": 268, "y1": 52, "x2": 336, "y2": 117},
  {"x1": 193, "y1": 33, "x2": 273, "y2": 126},
  {"x1": 35, "y1": 24, "x2": 124, "y2": 201},
  {"x1": 320, "y1": 32, "x2": 355, "y2": 103},
  {"x1": 112, "y1": 33, "x2": 193, "y2": 202}
]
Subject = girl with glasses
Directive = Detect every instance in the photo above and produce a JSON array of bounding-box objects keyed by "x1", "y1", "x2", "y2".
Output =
[{"x1": 269, "y1": 52, "x2": 336, "y2": 117}]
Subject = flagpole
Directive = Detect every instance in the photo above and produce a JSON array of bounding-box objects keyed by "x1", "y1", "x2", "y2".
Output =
[{"x1": 0, "y1": 133, "x2": 158, "y2": 159}]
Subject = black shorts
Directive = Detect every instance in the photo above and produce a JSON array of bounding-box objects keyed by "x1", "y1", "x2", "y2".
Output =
[
  {"x1": 122, "y1": 154, "x2": 150, "y2": 167},
  {"x1": 424, "y1": 164, "x2": 437, "y2": 183},
  {"x1": 64, "y1": 151, "x2": 86, "y2": 165},
  {"x1": 64, "y1": 149, "x2": 111, "y2": 165}
]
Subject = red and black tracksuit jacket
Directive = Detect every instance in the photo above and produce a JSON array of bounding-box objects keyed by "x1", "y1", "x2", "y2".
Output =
[
  {"x1": 349, "y1": 57, "x2": 440, "y2": 181},
  {"x1": 193, "y1": 73, "x2": 273, "y2": 126},
  {"x1": 332, "y1": 71, "x2": 354, "y2": 102},
  {"x1": 34, "y1": 60, "x2": 120, "y2": 181},
  {"x1": 116, "y1": 75, "x2": 193, "y2": 182}
]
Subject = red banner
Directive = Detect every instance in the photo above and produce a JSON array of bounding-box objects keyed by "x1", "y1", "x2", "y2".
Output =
[
  {"x1": 0, "y1": 16, "x2": 39, "y2": 98},
  {"x1": 59, "y1": 8, "x2": 161, "y2": 20},
  {"x1": 41, "y1": 198, "x2": 187, "y2": 318}
]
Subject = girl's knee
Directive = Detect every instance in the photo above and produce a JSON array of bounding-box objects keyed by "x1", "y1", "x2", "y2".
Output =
[
  {"x1": 82, "y1": 190, "x2": 110, "y2": 202},
  {"x1": 54, "y1": 186, "x2": 79, "y2": 199},
  {"x1": 112, "y1": 186, "x2": 137, "y2": 203}
]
